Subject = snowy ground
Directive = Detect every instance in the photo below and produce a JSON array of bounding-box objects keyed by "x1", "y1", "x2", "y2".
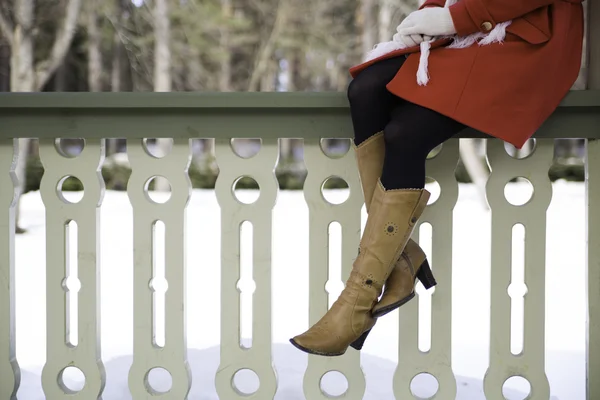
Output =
[{"x1": 14, "y1": 181, "x2": 586, "y2": 399}]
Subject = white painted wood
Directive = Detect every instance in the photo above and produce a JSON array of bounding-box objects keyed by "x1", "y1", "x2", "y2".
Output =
[
  {"x1": 586, "y1": 138, "x2": 600, "y2": 400},
  {"x1": 0, "y1": 139, "x2": 20, "y2": 400},
  {"x1": 127, "y1": 139, "x2": 192, "y2": 399},
  {"x1": 301, "y1": 139, "x2": 366, "y2": 400},
  {"x1": 214, "y1": 138, "x2": 278, "y2": 399},
  {"x1": 393, "y1": 139, "x2": 459, "y2": 399},
  {"x1": 484, "y1": 139, "x2": 553, "y2": 399},
  {"x1": 39, "y1": 139, "x2": 106, "y2": 399}
]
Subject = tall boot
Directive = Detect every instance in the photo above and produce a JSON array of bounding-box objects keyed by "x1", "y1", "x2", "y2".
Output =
[
  {"x1": 290, "y1": 181, "x2": 430, "y2": 356},
  {"x1": 354, "y1": 133, "x2": 437, "y2": 323}
]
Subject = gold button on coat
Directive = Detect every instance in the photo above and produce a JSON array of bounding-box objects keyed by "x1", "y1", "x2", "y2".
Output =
[{"x1": 481, "y1": 21, "x2": 493, "y2": 32}]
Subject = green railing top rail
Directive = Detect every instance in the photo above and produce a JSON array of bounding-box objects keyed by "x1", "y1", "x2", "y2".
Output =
[{"x1": 0, "y1": 91, "x2": 599, "y2": 140}]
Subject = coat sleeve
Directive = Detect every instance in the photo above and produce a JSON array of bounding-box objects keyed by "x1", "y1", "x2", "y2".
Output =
[{"x1": 449, "y1": 0, "x2": 555, "y2": 36}]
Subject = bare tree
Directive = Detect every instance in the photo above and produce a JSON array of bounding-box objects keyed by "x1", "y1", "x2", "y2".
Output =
[
  {"x1": 247, "y1": 0, "x2": 288, "y2": 92},
  {"x1": 0, "y1": 0, "x2": 82, "y2": 233},
  {"x1": 219, "y1": 0, "x2": 232, "y2": 92},
  {"x1": 359, "y1": 0, "x2": 376, "y2": 58},
  {"x1": 87, "y1": 0, "x2": 103, "y2": 92},
  {"x1": 153, "y1": 0, "x2": 174, "y2": 191}
]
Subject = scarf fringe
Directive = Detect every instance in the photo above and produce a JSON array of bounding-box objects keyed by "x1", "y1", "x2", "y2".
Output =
[{"x1": 364, "y1": 0, "x2": 512, "y2": 86}]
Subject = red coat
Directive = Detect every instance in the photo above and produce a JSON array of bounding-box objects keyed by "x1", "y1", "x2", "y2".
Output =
[{"x1": 349, "y1": 0, "x2": 585, "y2": 149}]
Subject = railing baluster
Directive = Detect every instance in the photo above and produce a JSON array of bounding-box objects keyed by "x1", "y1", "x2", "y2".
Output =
[
  {"x1": 0, "y1": 139, "x2": 20, "y2": 400},
  {"x1": 39, "y1": 138, "x2": 106, "y2": 399},
  {"x1": 301, "y1": 139, "x2": 365, "y2": 400},
  {"x1": 393, "y1": 139, "x2": 459, "y2": 399},
  {"x1": 587, "y1": 2, "x2": 600, "y2": 399},
  {"x1": 214, "y1": 138, "x2": 278, "y2": 399},
  {"x1": 483, "y1": 139, "x2": 553, "y2": 399},
  {"x1": 586, "y1": 138, "x2": 600, "y2": 400},
  {"x1": 127, "y1": 138, "x2": 192, "y2": 399}
]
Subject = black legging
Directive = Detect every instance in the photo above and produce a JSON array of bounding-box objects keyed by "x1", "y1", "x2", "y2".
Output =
[{"x1": 347, "y1": 56, "x2": 465, "y2": 189}]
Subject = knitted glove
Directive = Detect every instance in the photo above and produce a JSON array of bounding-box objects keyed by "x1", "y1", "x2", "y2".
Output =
[
  {"x1": 396, "y1": 7, "x2": 457, "y2": 37},
  {"x1": 392, "y1": 33, "x2": 434, "y2": 48}
]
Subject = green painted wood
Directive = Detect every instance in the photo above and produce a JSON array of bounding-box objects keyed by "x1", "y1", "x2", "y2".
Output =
[
  {"x1": 0, "y1": 91, "x2": 598, "y2": 140},
  {"x1": 0, "y1": 90, "x2": 598, "y2": 109}
]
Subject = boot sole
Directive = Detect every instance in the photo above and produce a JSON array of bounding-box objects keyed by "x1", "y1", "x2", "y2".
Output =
[{"x1": 289, "y1": 338, "x2": 346, "y2": 357}]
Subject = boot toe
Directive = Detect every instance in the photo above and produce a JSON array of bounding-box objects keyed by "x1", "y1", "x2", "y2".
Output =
[{"x1": 289, "y1": 331, "x2": 346, "y2": 357}]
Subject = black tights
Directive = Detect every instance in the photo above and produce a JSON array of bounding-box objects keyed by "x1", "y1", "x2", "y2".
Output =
[{"x1": 347, "y1": 56, "x2": 465, "y2": 189}]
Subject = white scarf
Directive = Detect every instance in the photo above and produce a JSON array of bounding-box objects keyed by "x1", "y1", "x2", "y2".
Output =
[{"x1": 365, "y1": 0, "x2": 512, "y2": 86}]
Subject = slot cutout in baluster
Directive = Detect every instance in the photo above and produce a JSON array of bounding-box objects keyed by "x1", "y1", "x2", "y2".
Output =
[
  {"x1": 509, "y1": 223, "x2": 527, "y2": 356},
  {"x1": 237, "y1": 221, "x2": 256, "y2": 349},
  {"x1": 325, "y1": 222, "x2": 343, "y2": 309},
  {"x1": 150, "y1": 220, "x2": 168, "y2": 348},
  {"x1": 417, "y1": 222, "x2": 434, "y2": 353},
  {"x1": 63, "y1": 220, "x2": 81, "y2": 347}
]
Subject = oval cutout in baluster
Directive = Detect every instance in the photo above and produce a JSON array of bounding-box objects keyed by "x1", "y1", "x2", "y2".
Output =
[
  {"x1": 508, "y1": 223, "x2": 527, "y2": 356},
  {"x1": 150, "y1": 220, "x2": 168, "y2": 348},
  {"x1": 57, "y1": 176, "x2": 84, "y2": 204},
  {"x1": 427, "y1": 143, "x2": 443, "y2": 159},
  {"x1": 325, "y1": 222, "x2": 343, "y2": 309},
  {"x1": 321, "y1": 176, "x2": 349, "y2": 205},
  {"x1": 233, "y1": 368, "x2": 260, "y2": 396},
  {"x1": 425, "y1": 178, "x2": 441, "y2": 205},
  {"x1": 504, "y1": 177, "x2": 534, "y2": 206},
  {"x1": 233, "y1": 176, "x2": 260, "y2": 205},
  {"x1": 145, "y1": 367, "x2": 172, "y2": 395},
  {"x1": 143, "y1": 138, "x2": 173, "y2": 158},
  {"x1": 144, "y1": 176, "x2": 172, "y2": 204},
  {"x1": 417, "y1": 223, "x2": 434, "y2": 353},
  {"x1": 410, "y1": 372, "x2": 439, "y2": 399},
  {"x1": 55, "y1": 138, "x2": 85, "y2": 158},
  {"x1": 502, "y1": 376, "x2": 531, "y2": 400},
  {"x1": 231, "y1": 138, "x2": 261, "y2": 159},
  {"x1": 320, "y1": 370, "x2": 348, "y2": 397},
  {"x1": 62, "y1": 220, "x2": 80, "y2": 347},
  {"x1": 236, "y1": 221, "x2": 256, "y2": 349},
  {"x1": 58, "y1": 366, "x2": 85, "y2": 394},
  {"x1": 320, "y1": 138, "x2": 351, "y2": 159},
  {"x1": 504, "y1": 139, "x2": 536, "y2": 160}
]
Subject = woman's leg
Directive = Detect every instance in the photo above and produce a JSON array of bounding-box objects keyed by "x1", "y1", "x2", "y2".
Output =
[
  {"x1": 381, "y1": 101, "x2": 466, "y2": 190},
  {"x1": 347, "y1": 56, "x2": 407, "y2": 146}
]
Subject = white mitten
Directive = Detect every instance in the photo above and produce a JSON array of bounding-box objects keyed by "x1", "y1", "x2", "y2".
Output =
[
  {"x1": 392, "y1": 33, "x2": 434, "y2": 47},
  {"x1": 396, "y1": 8, "x2": 457, "y2": 37}
]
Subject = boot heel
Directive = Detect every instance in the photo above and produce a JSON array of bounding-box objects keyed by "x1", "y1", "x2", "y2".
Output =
[
  {"x1": 416, "y1": 260, "x2": 437, "y2": 290},
  {"x1": 349, "y1": 329, "x2": 371, "y2": 351}
]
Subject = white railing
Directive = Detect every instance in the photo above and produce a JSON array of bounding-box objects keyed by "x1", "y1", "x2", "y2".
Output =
[{"x1": 0, "y1": 91, "x2": 599, "y2": 399}]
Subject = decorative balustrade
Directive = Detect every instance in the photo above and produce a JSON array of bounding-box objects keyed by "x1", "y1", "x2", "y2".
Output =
[{"x1": 0, "y1": 90, "x2": 599, "y2": 400}]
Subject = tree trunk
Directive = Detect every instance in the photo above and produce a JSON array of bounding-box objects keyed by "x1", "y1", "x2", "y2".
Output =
[
  {"x1": 153, "y1": 0, "x2": 171, "y2": 92},
  {"x1": 378, "y1": 0, "x2": 394, "y2": 42},
  {"x1": 153, "y1": 0, "x2": 172, "y2": 191},
  {"x1": 87, "y1": 0, "x2": 103, "y2": 92},
  {"x1": 8, "y1": 0, "x2": 82, "y2": 232},
  {"x1": 219, "y1": 0, "x2": 232, "y2": 92},
  {"x1": 247, "y1": 0, "x2": 287, "y2": 92},
  {"x1": 460, "y1": 139, "x2": 490, "y2": 209},
  {"x1": 0, "y1": 41, "x2": 9, "y2": 91},
  {"x1": 359, "y1": 0, "x2": 376, "y2": 58}
]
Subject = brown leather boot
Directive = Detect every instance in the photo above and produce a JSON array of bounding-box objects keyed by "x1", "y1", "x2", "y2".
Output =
[
  {"x1": 354, "y1": 133, "x2": 436, "y2": 320},
  {"x1": 290, "y1": 181, "x2": 430, "y2": 356}
]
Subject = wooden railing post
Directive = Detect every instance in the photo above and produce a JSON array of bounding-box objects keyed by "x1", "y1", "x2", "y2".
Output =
[{"x1": 587, "y1": 1, "x2": 600, "y2": 398}]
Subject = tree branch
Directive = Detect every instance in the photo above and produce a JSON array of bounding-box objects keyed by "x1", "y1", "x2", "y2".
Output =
[
  {"x1": 35, "y1": 0, "x2": 82, "y2": 90},
  {"x1": 0, "y1": 9, "x2": 14, "y2": 43}
]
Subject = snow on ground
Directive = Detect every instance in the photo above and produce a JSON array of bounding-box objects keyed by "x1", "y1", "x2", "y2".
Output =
[{"x1": 14, "y1": 181, "x2": 585, "y2": 399}]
